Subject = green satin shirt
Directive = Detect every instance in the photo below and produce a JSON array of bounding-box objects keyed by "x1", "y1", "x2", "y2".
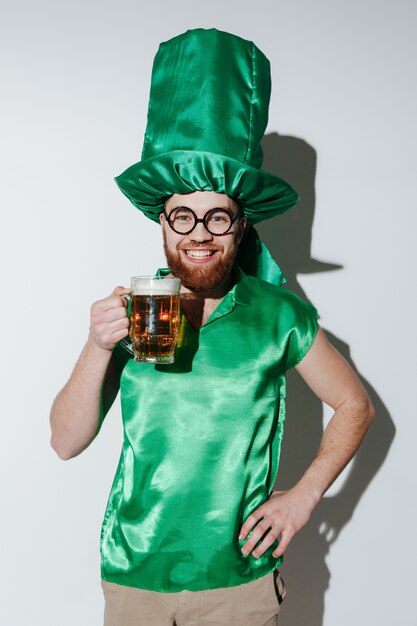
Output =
[{"x1": 100, "y1": 268, "x2": 318, "y2": 592}]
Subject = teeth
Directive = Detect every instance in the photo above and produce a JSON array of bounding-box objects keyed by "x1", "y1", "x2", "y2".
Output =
[{"x1": 185, "y1": 250, "x2": 215, "y2": 258}]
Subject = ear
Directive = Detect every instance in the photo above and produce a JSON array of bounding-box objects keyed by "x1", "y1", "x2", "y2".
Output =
[
  {"x1": 235, "y1": 216, "x2": 247, "y2": 245},
  {"x1": 159, "y1": 213, "x2": 165, "y2": 226}
]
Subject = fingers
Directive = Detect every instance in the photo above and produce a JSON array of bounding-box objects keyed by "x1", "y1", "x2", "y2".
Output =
[
  {"x1": 109, "y1": 325, "x2": 130, "y2": 341},
  {"x1": 239, "y1": 505, "x2": 267, "y2": 541},
  {"x1": 89, "y1": 286, "x2": 131, "y2": 351},
  {"x1": 239, "y1": 497, "x2": 299, "y2": 560},
  {"x1": 95, "y1": 306, "x2": 128, "y2": 324},
  {"x1": 240, "y1": 520, "x2": 295, "y2": 560},
  {"x1": 252, "y1": 532, "x2": 279, "y2": 559},
  {"x1": 112, "y1": 285, "x2": 132, "y2": 297},
  {"x1": 93, "y1": 290, "x2": 130, "y2": 316},
  {"x1": 240, "y1": 516, "x2": 277, "y2": 557},
  {"x1": 272, "y1": 528, "x2": 294, "y2": 558},
  {"x1": 95, "y1": 317, "x2": 130, "y2": 336},
  {"x1": 239, "y1": 490, "x2": 311, "y2": 560}
]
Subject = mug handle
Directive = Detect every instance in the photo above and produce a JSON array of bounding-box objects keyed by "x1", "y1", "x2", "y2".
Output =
[{"x1": 119, "y1": 294, "x2": 134, "y2": 355}]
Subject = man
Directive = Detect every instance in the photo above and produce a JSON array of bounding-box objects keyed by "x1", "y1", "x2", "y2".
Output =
[{"x1": 50, "y1": 29, "x2": 374, "y2": 625}]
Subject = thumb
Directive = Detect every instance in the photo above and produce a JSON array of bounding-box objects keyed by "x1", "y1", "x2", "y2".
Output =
[{"x1": 112, "y1": 285, "x2": 131, "y2": 297}]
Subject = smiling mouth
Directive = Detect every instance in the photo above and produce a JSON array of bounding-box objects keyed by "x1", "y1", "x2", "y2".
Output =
[{"x1": 184, "y1": 250, "x2": 216, "y2": 259}]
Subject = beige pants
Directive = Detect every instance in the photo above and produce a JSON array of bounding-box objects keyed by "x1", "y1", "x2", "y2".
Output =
[{"x1": 101, "y1": 570, "x2": 286, "y2": 626}]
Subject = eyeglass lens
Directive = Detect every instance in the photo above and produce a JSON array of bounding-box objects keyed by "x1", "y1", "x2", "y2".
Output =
[{"x1": 168, "y1": 208, "x2": 233, "y2": 235}]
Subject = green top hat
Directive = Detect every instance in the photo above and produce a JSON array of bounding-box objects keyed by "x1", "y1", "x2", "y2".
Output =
[{"x1": 115, "y1": 28, "x2": 298, "y2": 225}]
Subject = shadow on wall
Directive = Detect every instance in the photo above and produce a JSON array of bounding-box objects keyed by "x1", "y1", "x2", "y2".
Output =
[{"x1": 258, "y1": 133, "x2": 396, "y2": 626}]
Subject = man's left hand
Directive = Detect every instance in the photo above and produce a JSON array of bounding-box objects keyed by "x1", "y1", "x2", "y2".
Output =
[{"x1": 238, "y1": 488, "x2": 317, "y2": 559}]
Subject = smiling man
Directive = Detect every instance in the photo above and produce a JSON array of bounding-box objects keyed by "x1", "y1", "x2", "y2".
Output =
[
  {"x1": 161, "y1": 193, "x2": 244, "y2": 291},
  {"x1": 50, "y1": 29, "x2": 374, "y2": 626}
]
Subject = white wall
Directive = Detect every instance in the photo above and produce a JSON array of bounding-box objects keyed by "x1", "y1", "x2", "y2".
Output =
[{"x1": 2, "y1": 1, "x2": 415, "y2": 625}]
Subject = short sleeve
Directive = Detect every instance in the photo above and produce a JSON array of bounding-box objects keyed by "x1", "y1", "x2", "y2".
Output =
[{"x1": 284, "y1": 297, "x2": 319, "y2": 370}]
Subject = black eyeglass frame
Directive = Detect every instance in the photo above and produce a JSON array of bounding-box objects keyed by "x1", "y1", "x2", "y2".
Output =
[{"x1": 164, "y1": 206, "x2": 244, "y2": 236}]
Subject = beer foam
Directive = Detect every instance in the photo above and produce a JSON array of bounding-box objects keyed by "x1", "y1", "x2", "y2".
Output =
[{"x1": 131, "y1": 276, "x2": 180, "y2": 295}]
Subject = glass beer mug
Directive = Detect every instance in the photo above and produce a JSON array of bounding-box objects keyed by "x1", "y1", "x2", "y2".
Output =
[{"x1": 127, "y1": 276, "x2": 181, "y2": 364}]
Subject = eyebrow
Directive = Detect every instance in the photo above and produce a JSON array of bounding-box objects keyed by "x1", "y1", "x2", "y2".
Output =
[{"x1": 168, "y1": 205, "x2": 239, "y2": 213}]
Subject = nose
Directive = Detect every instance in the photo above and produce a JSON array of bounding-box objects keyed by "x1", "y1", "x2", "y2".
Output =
[{"x1": 189, "y1": 220, "x2": 214, "y2": 243}]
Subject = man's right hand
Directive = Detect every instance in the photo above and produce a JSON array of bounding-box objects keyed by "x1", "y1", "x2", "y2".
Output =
[
  {"x1": 50, "y1": 285, "x2": 131, "y2": 459},
  {"x1": 89, "y1": 286, "x2": 131, "y2": 351}
]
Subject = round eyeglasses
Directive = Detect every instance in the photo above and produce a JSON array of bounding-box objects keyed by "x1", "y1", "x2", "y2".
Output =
[{"x1": 165, "y1": 207, "x2": 243, "y2": 236}]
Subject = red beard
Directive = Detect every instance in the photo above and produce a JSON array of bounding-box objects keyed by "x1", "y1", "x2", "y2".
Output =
[{"x1": 163, "y1": 233, "x2": 239, "y2": 293}]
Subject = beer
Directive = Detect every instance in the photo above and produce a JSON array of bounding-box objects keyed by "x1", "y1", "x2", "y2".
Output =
[{"x1": 129, "y1": 276, "x2": 181, "y2": 363}]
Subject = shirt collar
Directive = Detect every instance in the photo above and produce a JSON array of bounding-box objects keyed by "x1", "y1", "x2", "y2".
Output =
[{"x1": 229, "y1": 265, "x2": 251, "y2": 306}]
